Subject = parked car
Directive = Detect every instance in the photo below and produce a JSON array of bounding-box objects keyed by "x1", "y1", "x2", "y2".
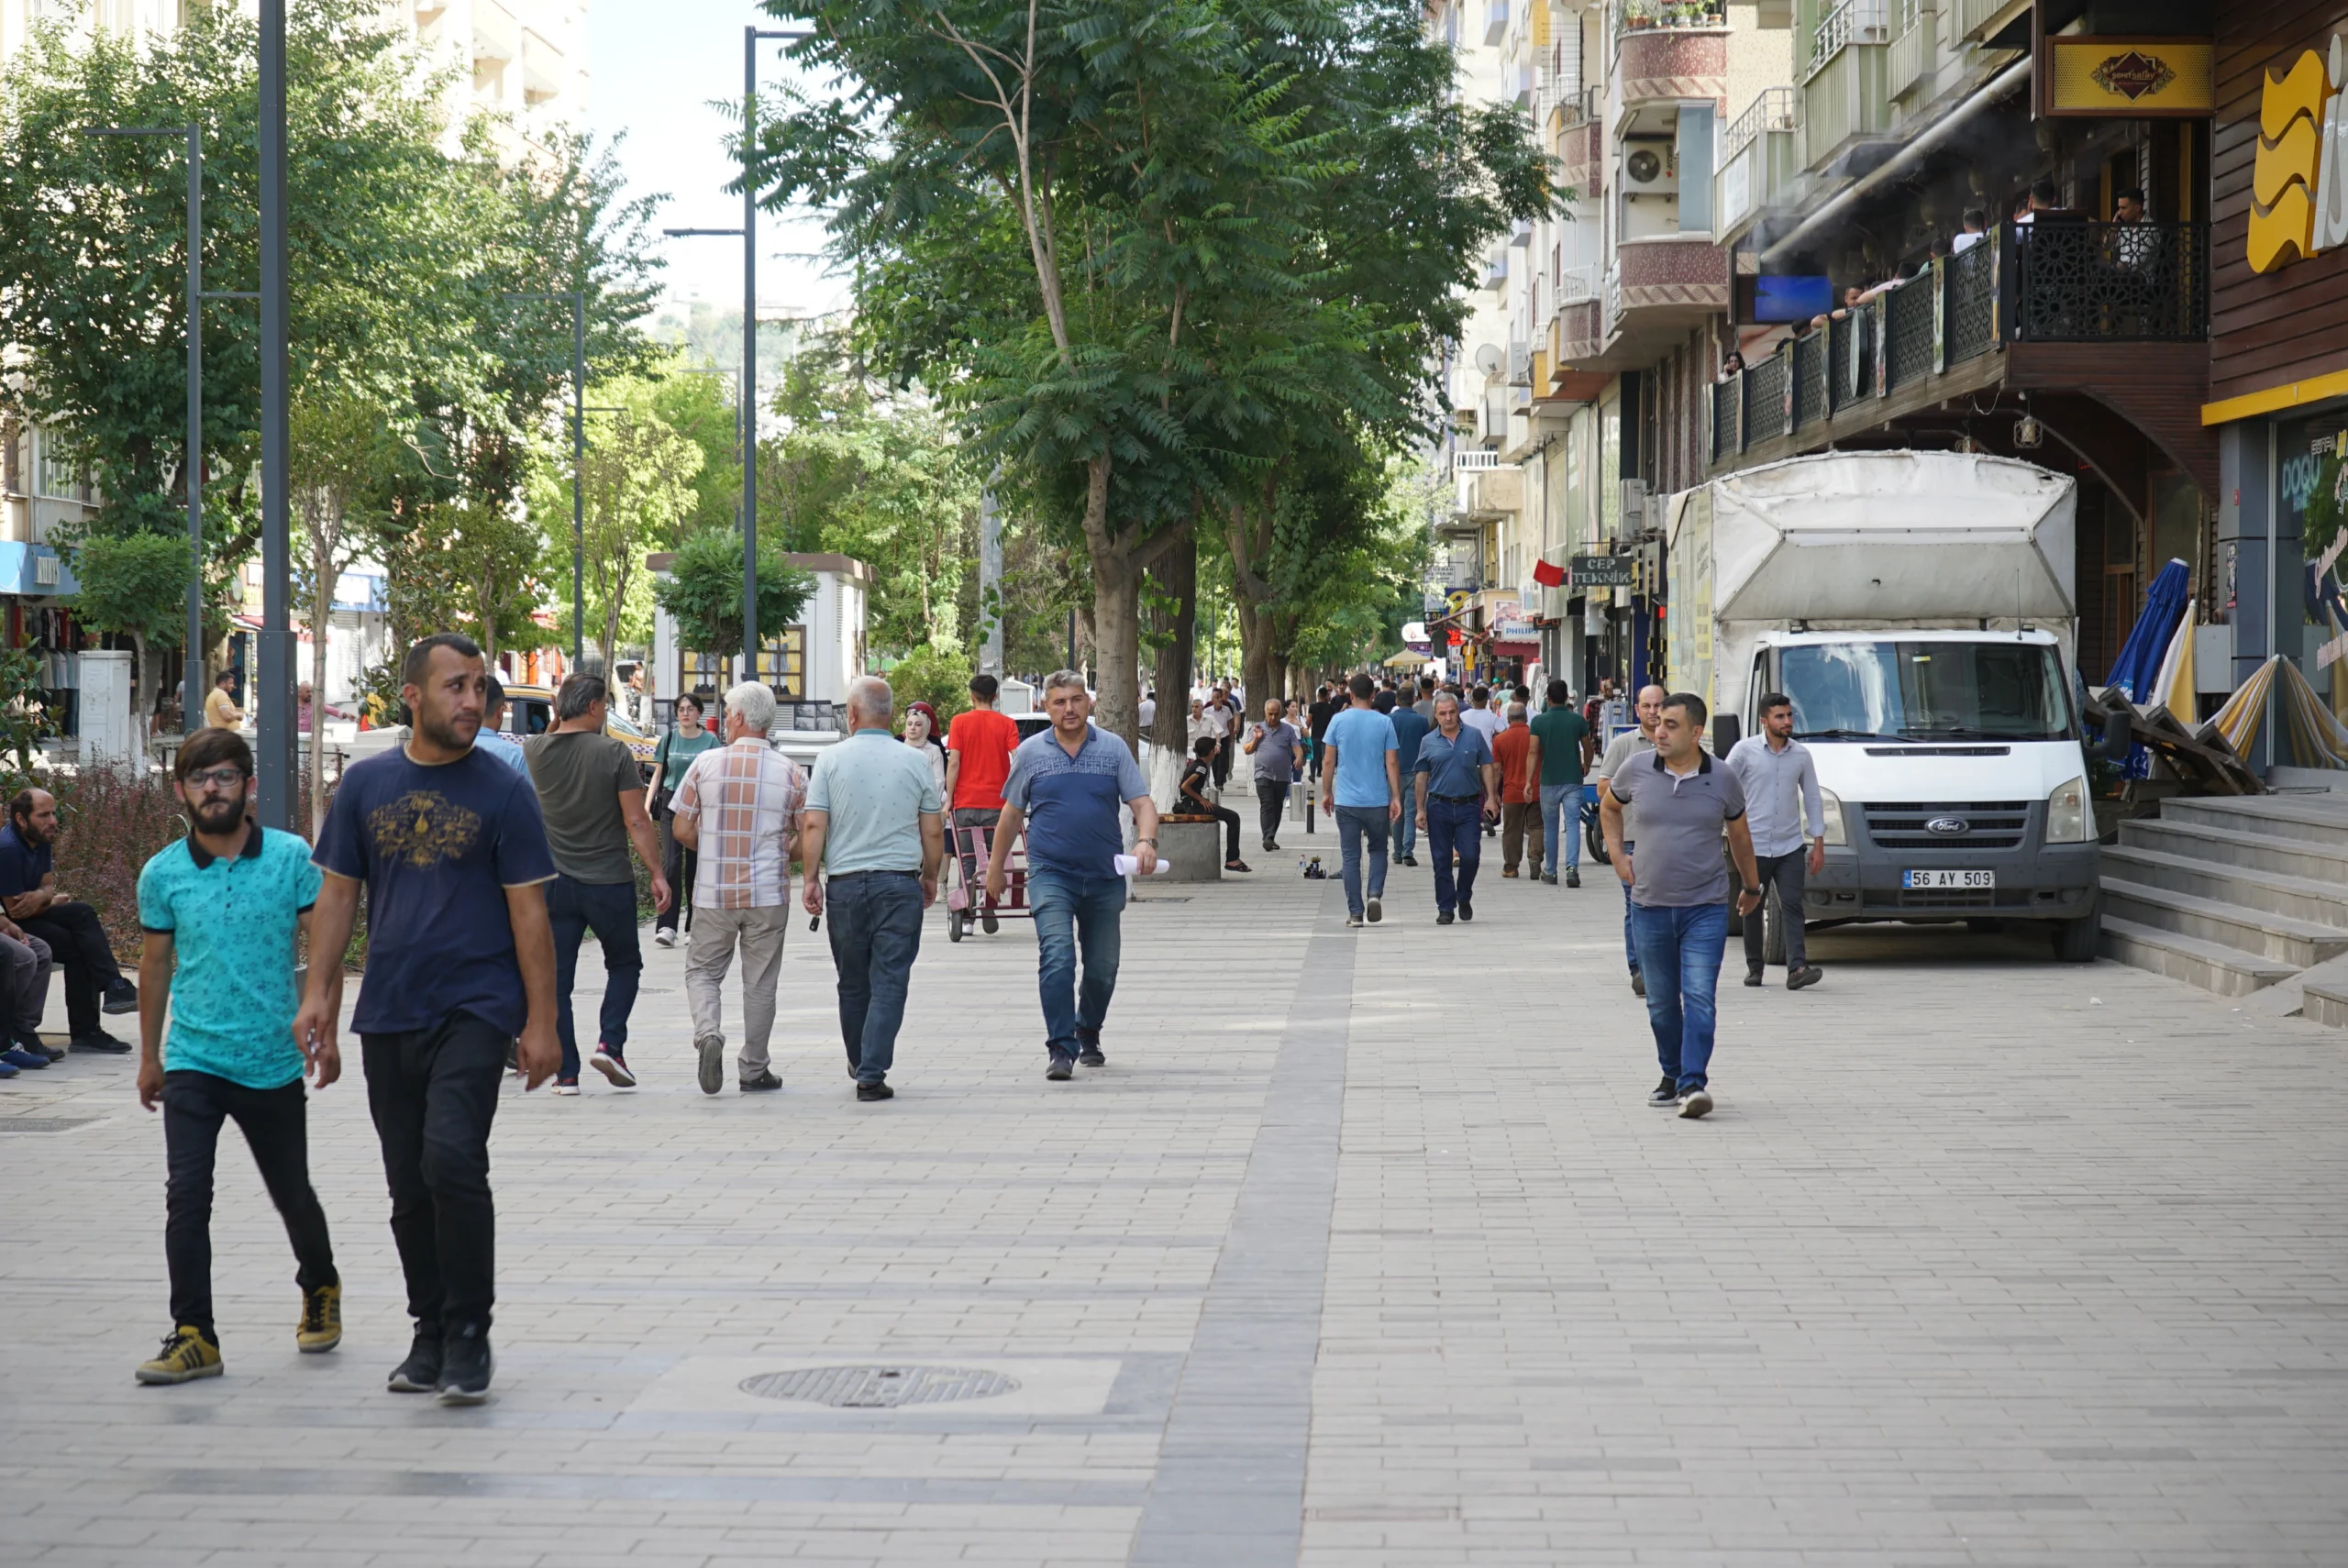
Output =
[{"x1": 496, "y1": 682, "x2": 659, "y2": 782}]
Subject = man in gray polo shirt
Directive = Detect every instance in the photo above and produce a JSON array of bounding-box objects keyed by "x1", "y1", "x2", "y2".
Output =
[
  {"x1": 1592, "y1": 684, "x2": 1664, "y2": 994},
  {"x1": 1724, "y1": 691, "x2": 1825, "y2": 991},
  {"x1": 1601, "y1": 691, "x2": 1761, "y2": 1121}
]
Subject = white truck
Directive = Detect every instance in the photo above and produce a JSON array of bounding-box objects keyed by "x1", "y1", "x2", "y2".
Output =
[{"x1": 1663, "y1": 450, "x2": 2110, "y2": 962}]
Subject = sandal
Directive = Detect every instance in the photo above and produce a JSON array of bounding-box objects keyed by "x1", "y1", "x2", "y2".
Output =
[{"x1": 1225, "y1": 859, "x2": 1253, "y2": 873}]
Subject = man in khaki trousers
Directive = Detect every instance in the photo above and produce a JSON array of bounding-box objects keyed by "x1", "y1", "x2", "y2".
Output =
[{"x1": 670, "y1": 681, "x2": 806, "y2": 1095}]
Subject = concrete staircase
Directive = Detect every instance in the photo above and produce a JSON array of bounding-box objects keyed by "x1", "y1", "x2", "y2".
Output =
[{"x1": 2099, "y1": 794, "x2": 2348, "y2": 1002}]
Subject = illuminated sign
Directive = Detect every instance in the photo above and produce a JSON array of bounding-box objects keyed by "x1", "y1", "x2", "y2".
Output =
[
  {"x1": 2251, "y1": 39, "x2": 2348, "y2": 273},
  {"x1": 2045, "y1": 37, "x2": 2212, "y2": 117}
]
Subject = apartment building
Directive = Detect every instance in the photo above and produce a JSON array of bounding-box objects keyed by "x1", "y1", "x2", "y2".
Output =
[{"x1": 0, "y1": 0, "x2": 587, "y2": 734}]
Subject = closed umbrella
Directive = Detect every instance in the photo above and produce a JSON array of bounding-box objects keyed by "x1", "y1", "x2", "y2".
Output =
[{"x1": 2106, "y1": 557, "x2": 2191, "y2": 703}]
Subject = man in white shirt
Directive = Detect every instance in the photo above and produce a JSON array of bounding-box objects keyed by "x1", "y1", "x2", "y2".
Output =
[{"x1": 1724, "y1": 691, "x2": 1825, "y2": 992}]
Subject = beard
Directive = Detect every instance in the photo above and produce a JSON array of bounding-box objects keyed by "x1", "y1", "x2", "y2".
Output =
[
  {"x1": 188, "y1": 795, "x2": 246, "y2": 835},
  {"x1": 416, "y1": 704, "x2": 481, "y2": 751}
]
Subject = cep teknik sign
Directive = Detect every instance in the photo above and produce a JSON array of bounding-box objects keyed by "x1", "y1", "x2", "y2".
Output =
[{"x1": 2252, "y1": 37, "x2": 2348, "y2": 274}]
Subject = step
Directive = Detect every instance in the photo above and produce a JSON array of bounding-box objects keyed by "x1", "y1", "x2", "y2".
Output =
[
  {"x1": 2098, "y1": 915, "x2": 2299, "y2": 997},
  {"x1": 2100, "y1": 845, "x2": 2348, "y2": 929},
  {"x1": 2119, "y1": 817, "x2": 2348, "y2": 883},
  {"x1": 2308, "y1": 983, "x2": 2348, "y2": 1032},
  {"x1": 2164, "y1": 795, "x2": 2348, "y2": 851},
  {"x1": 2099, "y1": 879, "x2": 2348, "y2": 968}
]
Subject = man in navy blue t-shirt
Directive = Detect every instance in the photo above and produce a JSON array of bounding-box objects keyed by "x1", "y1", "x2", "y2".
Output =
[
  {"x1": 985, "y1": 671, "x2": 1158, "y2": 1081},
  {"x1": 298, "y1": 633, "x2": 558, "y2": 1407}
]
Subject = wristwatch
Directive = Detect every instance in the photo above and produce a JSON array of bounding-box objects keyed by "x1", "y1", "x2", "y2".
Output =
[
  {"x1": 1135, "y1": 837, "x2": 1157, "y2": 847},
  {"x1": 1743, "y1": 885, "x2": 1762, "y2": 896}
]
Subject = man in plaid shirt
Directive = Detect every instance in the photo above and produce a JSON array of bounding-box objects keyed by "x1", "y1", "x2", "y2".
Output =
[{"x1": 670, "y1": 681, "x2": 806, "y2": 1096}]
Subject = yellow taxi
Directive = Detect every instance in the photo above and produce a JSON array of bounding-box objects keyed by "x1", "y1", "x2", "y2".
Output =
[{"x1": 495, "y1": 682, "x2": 659, "y2": 781}]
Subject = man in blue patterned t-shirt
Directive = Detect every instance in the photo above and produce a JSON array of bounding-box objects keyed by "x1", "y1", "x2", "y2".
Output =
[
  {"x1": 985, "y1": 671, "x2": 1159, "y2": 1081},
  {"x1": 131, "y1": 727, "x2": 340, "y2": 1387}
]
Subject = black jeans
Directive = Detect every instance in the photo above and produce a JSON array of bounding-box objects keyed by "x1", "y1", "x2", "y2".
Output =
[
  {"x1": 361, "y1": 1014, "x2": 506, "y2": 1338},
  {"x1": 163, "y1": 1070, "x2": 337, "y2": 1340},
  {"x1": 1206, "y1": 804, "x2": 1243, "y2": 863},
  {"x1": 1744, "y1": 851, "x2": 1811, "y2": 972},
  {"x1": 21, "y1": 900, "x2": 120, "y2": 1037},
  {"x1": 825, "y1": 870, "x2": 925, "y2": 1084},
  {"x1": 951, "y1": 807, "x2": 1001, "y2": 914},
  {"x1": 546, "y1": 874, "x2": 643, "y2": 1077},
  {"x1": 656, "y1": 820, "x2": 697, "y2": 934},
  {"x1": 1256, "y1": 778, "x2": 1289, "y2": 844}
]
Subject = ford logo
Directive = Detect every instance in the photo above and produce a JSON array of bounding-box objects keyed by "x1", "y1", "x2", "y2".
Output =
[{"x1": 1926, "y1": 816, "x2": 1969, "y2": 836}]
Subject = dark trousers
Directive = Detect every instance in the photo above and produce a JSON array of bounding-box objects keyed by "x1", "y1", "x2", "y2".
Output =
[
  {"x1": 825, "y1": 871, "x2": 925, "y2": 1084},
  {"x1": 546, "y1": 874, "x2": 643, "y2": 1077},
  {"x1": 656, "y1": 822, "x2": 696, "y2": 934},
  {"x1": 361, "y1": 1015, "x2": 506, "y2": 1338},
  {"x1": 21, "y1": 900, "x2": 120, "y2": 1037},
  {"x1": 1425, "y1": 796, "x2": 1483, "y2": 914},
  {"x1": 1210, "y1": 741, "x2": 1232, "y2": 789},
  {"x1": 1744, "y1": 851, "x2": 1810, "y2": 972},
  {"x1": 1256, "y1": 778, "x2": 1289, "y2": 845},
  {"x1": 952, "y1": 807, "x2": 1002, "y2": 911},
  {"x1": 1500, "y1": 801, "x2": 1543, "y2": 872},
  {"x1": 1205, "y1": 804, "x2": 1242, "y2": 863},
  {"x1": 162, "y1": 1070, "x2": 337, "y2": 1340}
]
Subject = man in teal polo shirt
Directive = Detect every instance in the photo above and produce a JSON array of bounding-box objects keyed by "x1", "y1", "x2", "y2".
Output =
[
  {"x1": 132, "y1": 727, "x2": 341, "y2": 1386},
  {"x1": 802, "y1": 676, "x2": 945, "y2": 1101}
]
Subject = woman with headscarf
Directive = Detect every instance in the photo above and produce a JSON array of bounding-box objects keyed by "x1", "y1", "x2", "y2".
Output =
[{"x1": 903, "y1": 701, "x2": 949, "y2": 800}]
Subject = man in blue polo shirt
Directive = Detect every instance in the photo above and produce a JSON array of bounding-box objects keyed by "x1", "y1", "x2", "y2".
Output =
[
  {"x1": 985, "y1": 670, "x2": 1159, "y2": 1082},
  {"x1": 131, "y1": 727, "x2": 339, "y2": 1386},
  {"x1": 1411, "y1": 691, "x2": 1499, "y2": 925}
]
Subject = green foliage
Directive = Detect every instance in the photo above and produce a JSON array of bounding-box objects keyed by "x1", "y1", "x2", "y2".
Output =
[
  {"x1": 0, "y1": 645, "x2": 58, "y2": 790},
  {"x1": 880, "y1": 645, "x2": 974, "y2": 724},
  {"x1": 761, "y1": 336, "x2": 980, "y2": 658},
  {"x1": 69, "y1": 532, "x2": 194, "y2": 648},
  {"x1": 653, "y1": 527, "x2": 815, "y2": 662},
  {"x1": 650, "y1": 360, "x2": 743, "y2": 537}
]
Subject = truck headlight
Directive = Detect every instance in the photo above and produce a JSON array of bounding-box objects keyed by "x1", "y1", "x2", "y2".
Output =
[
  {"x1": 1818, "y1": 787, "x2": 1846, "y2": 846},
  {"x1": 2045, "y1": 776, "x2": 2089, "y2": 844}
]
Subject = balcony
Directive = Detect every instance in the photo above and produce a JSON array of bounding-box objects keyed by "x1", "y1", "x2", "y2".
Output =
[
  {"x1": 1714, "y1": 87, "x2": 1798, "y2": 238},
  {"x1": 1611, "y1": 0, "x2": 1727, "y2": 37},
  {"x1": 471, "y1": 0, "x2": 519, "y2": 61},
  {"x1": 1611, "y1": 0, "x2": 1727, "y2": 106},
  {"x1": 1710, "y1": 223, "x2": 2209, "y2": 464},
  {"x1": 1887, "y1": 0, "x2": 1933, "y2": 99},
  {"x1": 1800, "y1": 17, "x2": 1890, "y2": 172}
]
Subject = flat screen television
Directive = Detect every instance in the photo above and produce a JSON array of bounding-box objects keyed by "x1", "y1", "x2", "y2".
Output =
[{"x1": 1754, "y1": 274, "x2": 1833, "y2": 322}]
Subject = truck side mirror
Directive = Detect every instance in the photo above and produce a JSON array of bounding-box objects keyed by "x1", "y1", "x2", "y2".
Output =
[
  {"x1": 1712, "y1": 713, "x2": 1741, "y2": 753},
  {"x1": 2098, "y1": 707, "x2": 2132, "y2": 763}
]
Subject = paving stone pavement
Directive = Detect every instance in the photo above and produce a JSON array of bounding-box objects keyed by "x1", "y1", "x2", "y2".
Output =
[{"x1": 2, "y1": 846, "x2": 2344, "y2": 1566}]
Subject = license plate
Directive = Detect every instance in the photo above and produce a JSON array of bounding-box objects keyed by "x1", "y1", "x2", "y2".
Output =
[{"x1": 1902, "y1": 868, "x2": 1995, "y2": 889}]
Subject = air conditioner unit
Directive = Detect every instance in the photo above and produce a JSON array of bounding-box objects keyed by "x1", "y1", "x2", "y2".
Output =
[
  {"x1": 1506, "y1": 340, "x2": 1533, "y2": 387},
  {"x1": 1620, "y1": 140, "x2": 1678, "y2": 196}
]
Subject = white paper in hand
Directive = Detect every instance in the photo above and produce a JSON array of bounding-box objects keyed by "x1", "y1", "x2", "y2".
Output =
[{"x1": 1113, "y1": 854, "x2": 1173, "y2": 876}]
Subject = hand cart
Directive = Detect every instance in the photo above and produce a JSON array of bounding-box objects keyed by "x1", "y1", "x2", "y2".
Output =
[{"x1": 946, "y1": 822, "x2": 1031, "y2": 941}]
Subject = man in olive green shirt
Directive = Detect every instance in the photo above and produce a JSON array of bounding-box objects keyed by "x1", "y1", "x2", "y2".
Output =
[{"x1": 1527, "y1": 679, "x2": 1593, "y2": 887}]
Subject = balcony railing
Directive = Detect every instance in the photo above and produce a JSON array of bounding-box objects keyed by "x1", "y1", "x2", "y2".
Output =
[
  {"x1": 1723, "y1": 86, "x2": 1798, "y2": 162},
  {"x1": 1709, "y1": 222, "x2": 2209, "y2": 463},
  {"x1": 1612, "y1": 0, "x2": 1727, "y2": 40},
  {"x1": 1806, "y1": 0, "x2": 1888, "y2": 80},
  {"x1": 1556, "y1": 262, "x2": 1601, "y2": 304}
]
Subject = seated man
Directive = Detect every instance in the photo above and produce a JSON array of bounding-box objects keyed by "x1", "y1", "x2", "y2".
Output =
[
  {"x1": 0, "y1": 787, "x2": 137, "y2": 1053},
  {"x1": 0, "y1": 912, "x2": 54, "y2": 1071},
  {"x1": 1175, "y1": 737, "x2": 1249, "y2": 873}
]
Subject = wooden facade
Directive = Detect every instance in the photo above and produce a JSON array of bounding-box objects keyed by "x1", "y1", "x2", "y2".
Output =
[{"x1": 2210, "y1": 0, "x2": 2348, "y2": 408}]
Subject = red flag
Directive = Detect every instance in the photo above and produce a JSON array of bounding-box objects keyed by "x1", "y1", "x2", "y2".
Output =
[{"x1": 1531, "y1": 558, "x2": 1566, "y2": 588}]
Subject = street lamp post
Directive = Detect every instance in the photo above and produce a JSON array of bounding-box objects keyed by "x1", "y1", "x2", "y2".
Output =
[
  {"x1": 663, "y1": 24, "x2": 810, "y2": 685},
  {"x1": 503, "y1": 291, "x2": 587, "y2": 667}
]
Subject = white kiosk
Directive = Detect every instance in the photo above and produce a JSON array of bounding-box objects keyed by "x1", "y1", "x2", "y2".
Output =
[{"x1": 645, "y1": 550, "x2": 873, "y2": 769}]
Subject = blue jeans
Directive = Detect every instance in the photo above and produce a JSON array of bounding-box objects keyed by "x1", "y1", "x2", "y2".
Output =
[
  {"x1": 1617, "y1": 841, "x2": 1639, "y2": 973},
  {"x1": 824, "y1": 871, "x2": 925, "y2": 1084},
  {"x1": 1539, "y1": 783, "x2": 1587, "y2": 875},
  {"x1": 1027, "y1": 869, "x2": 1125, "y2": 1058},
  {"x1": 1391, "y1": 799, "x2": 1417, "y2": 861},
  {"x1": 1335, "y1": 804, "x2": 1390, "y2": 917},
  {"x1": 1423, "y1": 796, "x2": 1483, "y2": 914},
  {"x1": 547, "y1": 875, "x2": 643, "y2": 1077},
  {"x1": 1629, "y1": 900, "x2": 1728, "y2": 1092}
]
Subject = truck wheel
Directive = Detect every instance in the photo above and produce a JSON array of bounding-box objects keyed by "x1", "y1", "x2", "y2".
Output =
[
  {"x1": 1763, "y1": 886, "x2": 1789, "y2": 966},
  {"x1": 2050, "y1": 898, "x2": 2100, "y2": 963}
]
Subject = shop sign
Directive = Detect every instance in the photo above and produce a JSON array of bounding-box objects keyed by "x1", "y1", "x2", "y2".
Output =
[
  {"x1": 1570, "y1": 554, "x2": 1637, "y2": 587},
  {"x1": 2251, "y1": 39, "x2": 2348, "y2": 274},
  {"x1": 2043, "y1": 37, "x2": 2211, "y2": 117}
]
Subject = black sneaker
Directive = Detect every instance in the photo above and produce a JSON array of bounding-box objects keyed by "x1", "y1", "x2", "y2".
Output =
[
  {"x1": 1565, "y1": 867, "x2": 1581, "y2": 889},
  {"x1": 1630, "y1": 970, "x2": 1645, "y2": 998},
  {"x1": 17, "y1": 1033, "x2": 61, "y2": 1062},
  {"x1": 1366, "y1": 896, "x2": 1381, "y2": 923},
  {"x1": 1045, "y1": 1052, "x2": 1075, "y2": 1082},
  {"x1": 1787, "y1": 965, "x2": 1823, "y2": 990},
  {"x1": 1541, "y1": 871, "x2": 1557, "y2": 885},
  {"x1": 1079, "y1": 1046, "x2": 1106, "y2": 1069},
  {"x1": 856, "y1": 1081, "x2": 894, "y2": 1101},
  {"x1": 101, "y1": 979, "x2": 138, "y2": 1015},
  {"x1": 1457, "y1": 897, "x2": 1473, "y2": 922},
  {"x1": 981, "y1": 909, "x2": 999, "y2": 934},
  {"x1": 1646, "y1": 1077, "x2": 1678, "y2": 1107},
  {"x1": 1744, "y1": 969, "x2": 1764, "y2": 988},
  {"x1": 437, "y1": 1323, "x2": 492, "y2": 1406},
  {"x1": 71, "y1": 1029, "x2": 133, "y2": 1054},
  {"x1": 387, "y1": 1333, "x2": 441, "y2": 1394},
  {"x1": 739, "y1": 1069, "x2": 782, "y2": 1092},
  {"x1": 1436, "y1": 909, "x2": 1455, "y2": 925}
]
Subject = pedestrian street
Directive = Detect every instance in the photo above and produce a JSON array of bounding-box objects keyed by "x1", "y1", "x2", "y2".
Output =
[{"x1": 3, "y1": 856, "x2": 2344, "y2": 1567}]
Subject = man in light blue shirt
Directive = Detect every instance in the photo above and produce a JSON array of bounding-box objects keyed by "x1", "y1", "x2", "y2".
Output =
[
  {"x1": 802, "y1": 676, "x2": 945, "y2": 1099},
  {"x1": 1320, "y1": 673, "x2": 1401, "y2": 928},
  {"x1": 1723, "y1": 691, "x2": 1826, "y2": 991}
]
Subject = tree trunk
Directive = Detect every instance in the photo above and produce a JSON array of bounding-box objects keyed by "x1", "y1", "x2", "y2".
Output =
[
  {"x1": 1238, "y1": 598, "x2": 1278, "y2": 712},
  {"x1": 1086, "y1": 541, "x2": 1141, "y2": 749},
  {"x1": 1148, "y1": 530, "x2": 1196, "y2": 754}
]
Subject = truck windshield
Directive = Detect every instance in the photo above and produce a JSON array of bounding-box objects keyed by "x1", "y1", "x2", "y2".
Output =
[{"x1": 1778, "y1": 641, "x2": 2074, "y2": 743}]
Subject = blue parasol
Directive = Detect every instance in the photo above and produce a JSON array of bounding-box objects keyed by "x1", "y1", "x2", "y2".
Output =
[{"x1": 2106, "y1": 558, "x2": 2192, "y2": 703}]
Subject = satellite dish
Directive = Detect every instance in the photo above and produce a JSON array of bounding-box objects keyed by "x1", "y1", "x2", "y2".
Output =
[{"x1": 1473, "y1": 344, "x2": 1504, "y2": 377}]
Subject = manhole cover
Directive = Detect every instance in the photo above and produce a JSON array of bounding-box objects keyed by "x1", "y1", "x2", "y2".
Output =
[
  {"x1": 738, "y1": 1365, "x2": 1020, "y2": 1408},
  {"x1": 0, "y1": 1118, "x2": 96, "y2": 1133}
]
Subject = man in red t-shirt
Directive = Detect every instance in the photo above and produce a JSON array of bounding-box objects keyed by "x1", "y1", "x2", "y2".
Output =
[
  {"x1": 944, "y1": 673, "x2": 1024, "y2": 934},
  {"x1": 1490, "y1": 701, "x2": 1543, "y2": 878}
]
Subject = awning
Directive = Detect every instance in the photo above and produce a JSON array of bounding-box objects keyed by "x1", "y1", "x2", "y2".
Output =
[{"x1": 1491, "y1": 640, "x2": 1539, "y2": 658}]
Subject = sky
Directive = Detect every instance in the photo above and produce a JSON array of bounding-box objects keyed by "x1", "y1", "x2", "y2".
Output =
[{"x1": 582, "y1": 0, "x2": 851, "y2": 321}]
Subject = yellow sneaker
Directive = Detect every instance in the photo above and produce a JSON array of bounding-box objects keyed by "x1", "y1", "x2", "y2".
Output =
[
  {"x1": 296, "y1": 1283, "x2": 342, "y2": 1353},
  {"x1": 136, "y1": 1326, "x2": 222, "y2": 1385}
]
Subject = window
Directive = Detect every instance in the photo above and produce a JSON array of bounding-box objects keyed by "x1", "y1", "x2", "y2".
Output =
[
  {"x1": 680, "y1": 648, "x2": 725, "y2": 699},
  {"x1": 753, "y1": 624, "x2": 805, "y2": 699}
]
